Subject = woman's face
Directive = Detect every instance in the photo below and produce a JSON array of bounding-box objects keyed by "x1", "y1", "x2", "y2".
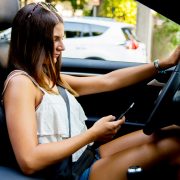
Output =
[{"x1": 53, "y1": 22, "x2": 65, "y2": 63}]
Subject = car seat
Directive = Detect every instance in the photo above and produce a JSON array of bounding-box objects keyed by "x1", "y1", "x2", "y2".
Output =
[
  {"x1": 0, "y1": 0, "x2": 43, "y2": 179},
  {"x1": 0, "y1": 1, "x2": 176, "y2": 179}
]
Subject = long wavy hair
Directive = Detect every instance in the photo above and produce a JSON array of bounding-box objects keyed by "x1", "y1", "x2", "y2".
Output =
[{"x1": 7, "y1": 3, "x2": 78, "y2": 95}]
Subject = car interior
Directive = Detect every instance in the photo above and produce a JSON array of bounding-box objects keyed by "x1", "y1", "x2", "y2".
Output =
[{"x1": 0, "y1": 0, "x2": 179, "y2": 179}]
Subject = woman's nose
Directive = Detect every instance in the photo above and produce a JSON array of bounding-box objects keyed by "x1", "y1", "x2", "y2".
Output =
[{"x1": 57, "y1": 42, "x2": 65, "y2": 51}]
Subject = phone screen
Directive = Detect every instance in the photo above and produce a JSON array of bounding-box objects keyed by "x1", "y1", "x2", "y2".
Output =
[{"x1": 115, "y1": 102, "x2": 135, "y2": 121}]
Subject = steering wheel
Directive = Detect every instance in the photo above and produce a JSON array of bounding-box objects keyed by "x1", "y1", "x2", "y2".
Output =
[{"x1": 143, "y1": 63, "x2": 180, "y2": 135}]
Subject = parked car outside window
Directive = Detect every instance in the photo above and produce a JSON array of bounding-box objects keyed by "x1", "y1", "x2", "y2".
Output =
[
  {"x1": 0, "y1": 16, "x2": 147, "y2": 64},
  {"x1": 63, "y1": 16, "x2": 148, "y2": 63}
]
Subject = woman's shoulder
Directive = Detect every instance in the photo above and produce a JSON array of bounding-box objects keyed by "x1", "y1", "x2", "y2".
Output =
[
  {"x1": 5, "y1": 74, "x2": 36, "y2": 96},
  {"x1": 7, "y1": 73, "x2": 34, "y2": 87},
  {"x1": 2, "y1": 70, "x2": 39, "y2": 96}
]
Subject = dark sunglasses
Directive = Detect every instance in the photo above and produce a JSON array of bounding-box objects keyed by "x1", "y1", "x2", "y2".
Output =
[{"x1": 27, "y1": 2, "x2": 58, "y2": 19}]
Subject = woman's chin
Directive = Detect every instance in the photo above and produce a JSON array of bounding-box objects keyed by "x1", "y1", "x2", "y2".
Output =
[{"x1": 54, "y1": 58, "x2": 57, "y2": 63}]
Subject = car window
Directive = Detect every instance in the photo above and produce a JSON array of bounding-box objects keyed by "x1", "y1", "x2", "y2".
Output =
[
  {"x1": 64, "y1": 22, "x2": 90, "y2": 38},
  {"x1": 0, "y1": 28, "x2": 11, "y2": 41},
  {"x1": 62, "y1": 18, "x2": 148, "y2": 63},
  {"x1": 89, "y1": 24, "x2": 108, "y2": 36},
  {"x1": 122, "y1": 28, "x2": 136, "y2": 41},
  {"x1": 0, "y1": 2, "x2": 178, "y2": 64},
  {"x1": 64, "y1": 22, "x2": 108, "y2": 38}
]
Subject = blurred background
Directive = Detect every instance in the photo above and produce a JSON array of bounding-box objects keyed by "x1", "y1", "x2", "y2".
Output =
[{"x1": 6, "y1": 0, "x2": 180, "y2": 62}]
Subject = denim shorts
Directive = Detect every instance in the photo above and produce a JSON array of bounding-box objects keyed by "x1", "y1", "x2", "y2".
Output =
[{"x1": 79, "y1": 148, "x2": 101, "y2": 180}]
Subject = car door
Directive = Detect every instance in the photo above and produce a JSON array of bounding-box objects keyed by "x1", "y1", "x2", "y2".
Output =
[{"x1": 61, "y1": 57, "x2": 177, "y2": 136}]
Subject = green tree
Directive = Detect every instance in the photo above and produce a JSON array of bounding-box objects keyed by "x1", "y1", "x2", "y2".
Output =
[
  {"x1": 98, "y1": 0, "x2": 137, "y2": 24},
  {"x1": 152, "y1": 14, "x2": 180, "y2": 59}
]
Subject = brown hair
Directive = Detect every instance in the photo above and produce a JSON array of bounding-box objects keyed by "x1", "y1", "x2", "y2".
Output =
[{"x1": 8, "y1": 3, "x2": 78, "y2": 96}]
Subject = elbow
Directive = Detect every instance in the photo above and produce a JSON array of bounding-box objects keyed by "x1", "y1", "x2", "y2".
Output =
[
  {"x1": 21, "y1": 167, "x2": 36, "y2": 175},
  {"x1": 18, "y1": 156, "x2": 38, "y2": 175}
]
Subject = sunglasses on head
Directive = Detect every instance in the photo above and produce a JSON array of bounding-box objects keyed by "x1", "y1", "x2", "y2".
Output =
[{"x1": 27, "y1": 2, "x2": 58, "y2": 19}]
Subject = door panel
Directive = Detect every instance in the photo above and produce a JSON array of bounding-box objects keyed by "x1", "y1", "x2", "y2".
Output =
[{"x1": 62, "y1": 58, "x2": 175, "y2": 135}]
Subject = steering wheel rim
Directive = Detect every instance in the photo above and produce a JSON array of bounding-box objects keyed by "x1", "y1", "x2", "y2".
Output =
[{"x1": 143, "y1": 63, "x2": 180, "y2": 135}]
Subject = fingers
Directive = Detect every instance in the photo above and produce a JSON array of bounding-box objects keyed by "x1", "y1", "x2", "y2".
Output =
[
  {"x1": 102, "y1": 115, "x2": 125, "y2": 123},
  {"x1": 177, "y1": 45, "x2": 180, "y2": 61},
  {"x1": 115, "y1": 116, "x2": 125, "y2": 125},
  {"x1": 92, "y1": 115, "x2": 125, "y2": 141},
  {"x1": 101, "y1": 115, "x2": 125, "y2": 128},
  {"x1": 109, "y1": 116, "x2": 125, "y2": 134},
  {"x1": 102, "y1": 115, "x2": 116, "y2": 122},
  {"x1": 170, "y1": 45, "x2": 180, "y2": 65}
]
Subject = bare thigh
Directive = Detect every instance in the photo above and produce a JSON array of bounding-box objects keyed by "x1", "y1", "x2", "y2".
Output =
[
  {"x1": 89, "y1": 125, "x2": 180, "y2": 180},
  {"x1": 99, "y1": 125, "x2": 180, "y2": 157}
]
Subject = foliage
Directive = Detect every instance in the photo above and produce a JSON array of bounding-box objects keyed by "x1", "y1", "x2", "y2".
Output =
[
  {"x1": 152, "y1": 14, "x2": 180, "y2": 59},
  {"x1": 154, "y1": 14, "x2": 180, "y2": 46},
  {"x1": 98, "y1": 0, "x2": 137, "y2": 24}
]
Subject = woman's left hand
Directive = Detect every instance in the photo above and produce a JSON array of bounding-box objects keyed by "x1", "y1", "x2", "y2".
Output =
[{"x1": 160, "y1": 45, "x2": 180, "y2": 69}]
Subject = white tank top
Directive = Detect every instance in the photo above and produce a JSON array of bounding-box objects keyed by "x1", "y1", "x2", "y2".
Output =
[{"x1": 2, "y1": 70, "x2": 88, "y2": 162}]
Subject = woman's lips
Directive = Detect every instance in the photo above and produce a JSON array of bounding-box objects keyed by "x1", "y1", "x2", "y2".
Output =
[{"x1": 55, "y1": 54, "x2": 60, "y2": 58}]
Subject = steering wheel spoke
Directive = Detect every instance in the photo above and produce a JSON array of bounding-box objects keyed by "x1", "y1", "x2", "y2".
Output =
[{"x1": 143, "y1": 64, "x2": 180, "y2": 135}]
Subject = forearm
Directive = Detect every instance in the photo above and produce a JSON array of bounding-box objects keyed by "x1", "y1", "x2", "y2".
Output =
[
  {"x1": 104, "y1": 58, "x2": 173, "y2": 91},
  {"x1": 19, "y1": 129, "x2": 95, "y2": 174}
]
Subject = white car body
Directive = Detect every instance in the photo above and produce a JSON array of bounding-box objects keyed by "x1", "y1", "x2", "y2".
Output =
[
  {"x1": 63, "y1": 17, "x2": 148, "y2": 63},
  {"x1": 0, "y1": 17, "x2": 148, "y2": 63}
]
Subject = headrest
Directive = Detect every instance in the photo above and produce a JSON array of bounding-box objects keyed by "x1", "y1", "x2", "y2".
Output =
[{"x1": 0, "y1": 0, "x2": 20, "y2": 31}]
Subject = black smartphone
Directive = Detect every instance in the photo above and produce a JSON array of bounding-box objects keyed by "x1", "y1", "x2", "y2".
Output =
[{"x1": 115, "y1": 102, "x2": 135, "y2": 121}]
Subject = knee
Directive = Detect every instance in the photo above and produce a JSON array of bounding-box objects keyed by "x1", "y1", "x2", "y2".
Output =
[
  {"x1": 153, "y1": 125, "x2": 180, "y2": 141},
  {"x1": 157, "y1": 136, "x2": 180, "y2": 156}
]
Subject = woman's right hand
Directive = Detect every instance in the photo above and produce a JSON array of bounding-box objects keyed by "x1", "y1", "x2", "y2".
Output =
[
  {"x1": 160, "y1": 45, "x2": 180, "y2": 69},
  {"x1": 89, "y1": 115, "x2": 125, "y2": 142}
]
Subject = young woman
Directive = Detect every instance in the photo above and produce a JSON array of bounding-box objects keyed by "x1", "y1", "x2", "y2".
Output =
[{"x1": 2, "y1": 2, "x2": 180, "y2": 180}]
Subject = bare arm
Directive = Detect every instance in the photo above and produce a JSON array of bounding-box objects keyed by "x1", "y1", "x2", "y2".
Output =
[
  {"x1": 61, "y1": 46, "x2": 180, "y2": 96},
  {"x1": 3, "y1": 75, "x2": 123, "y2": 174}
]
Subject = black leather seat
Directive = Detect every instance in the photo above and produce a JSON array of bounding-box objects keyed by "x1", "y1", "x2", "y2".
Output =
[
  {"x1": 0, "y1": 1, "x2": 177, "y2": 179},
  {"x1": 0, "y1": 166, "x2": 42, "y2": 180},
  {"x1": 0, "y1": 1, "x2": 44, "y2": 179},
  {"x1": 0, "y1": 104, "x2": 44, "y2": 179}
]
